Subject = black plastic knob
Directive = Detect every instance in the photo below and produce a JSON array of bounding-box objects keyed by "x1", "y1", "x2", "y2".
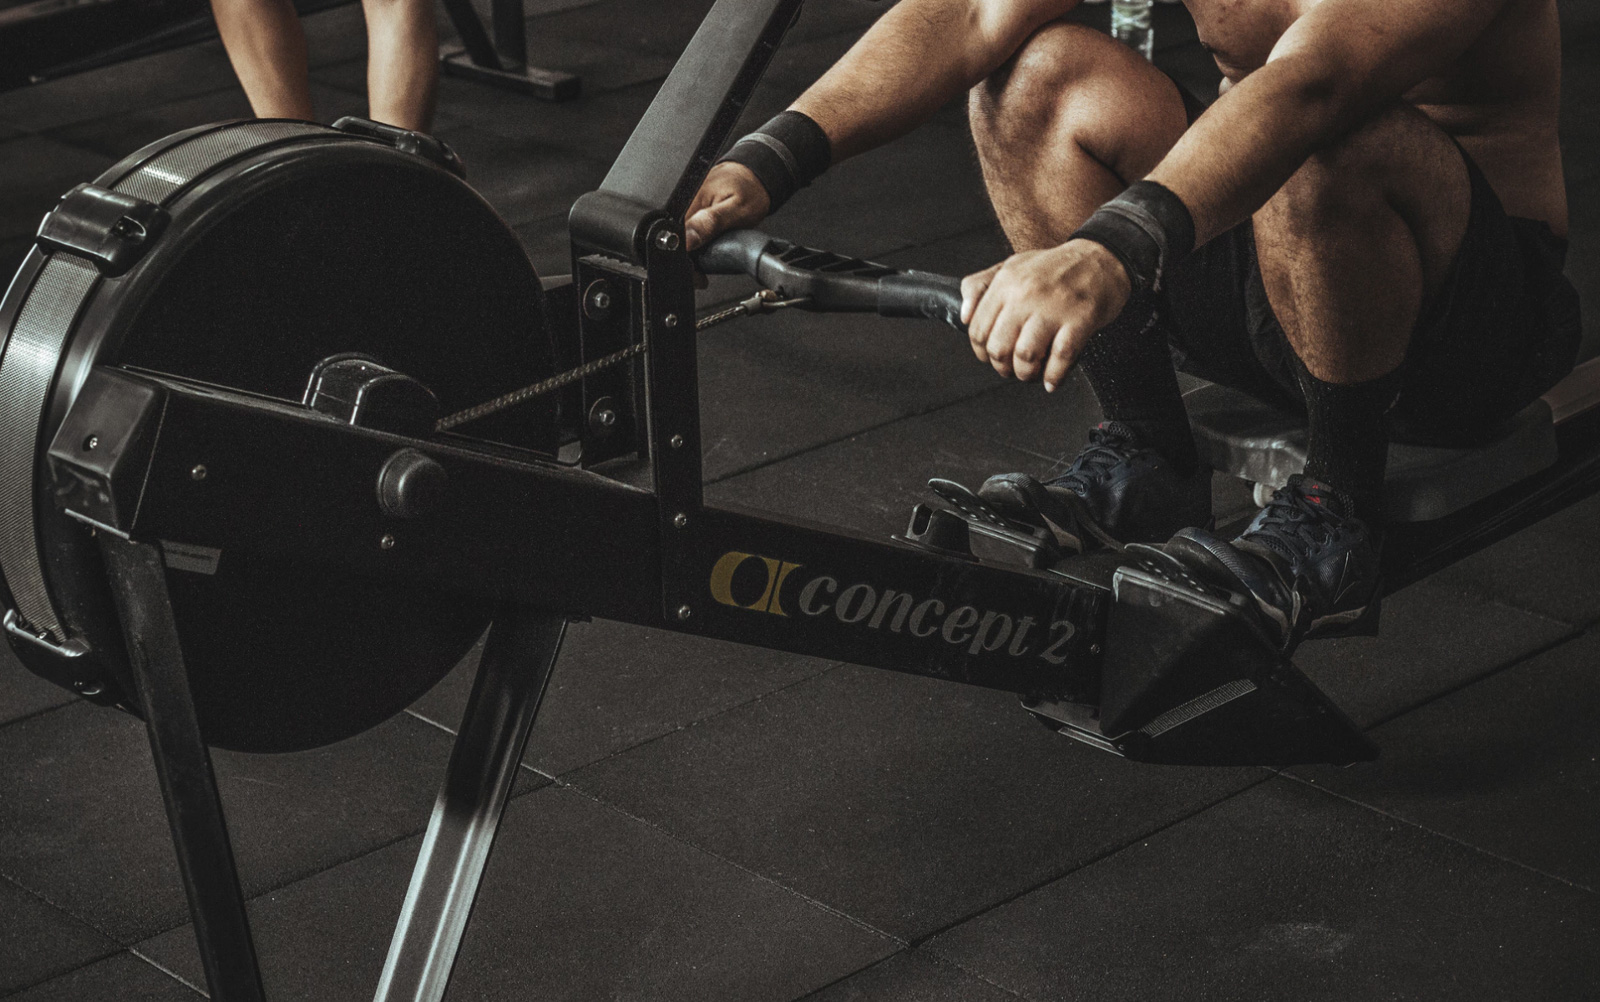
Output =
[{"x1": 377, "y1": 448, "x2": 447, "y2": 519}]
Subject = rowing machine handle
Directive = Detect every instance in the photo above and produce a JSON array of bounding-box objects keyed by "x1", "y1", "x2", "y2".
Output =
[{"x1": 698, "y1": 229, "x2": 966, "y2": 332}]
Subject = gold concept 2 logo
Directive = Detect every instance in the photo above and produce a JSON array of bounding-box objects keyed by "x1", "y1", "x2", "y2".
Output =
[{"x1": 706, "y1": 550, "x2": 1076, "y2": 664}]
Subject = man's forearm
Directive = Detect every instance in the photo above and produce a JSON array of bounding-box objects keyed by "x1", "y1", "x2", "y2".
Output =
[
  {"x1": 1146, "y1": 0, "x2": 1507, "y2": 246},
  {"x1": 792, "y1": 0, "x2": 1073, "y2": 163},
  {"x1": 1145, "y1": 52, "x2": 1368, "y2": 247}
]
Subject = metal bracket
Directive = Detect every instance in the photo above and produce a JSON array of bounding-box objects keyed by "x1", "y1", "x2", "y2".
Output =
[
  {"x1": 3, "y1": 607, "x2": 90, "y2": 657},
  {"x1": 642, "y1": 222, "x2": 703, "y2": 624},
  {"x1": 573, "y1": 255, "x2": 648, "y2": 467},
  {"x1": 36, "y1": 183, "x2": 169, "y2": 277},
  {"x1": 331, "y1": 118, "x2": 467, "y2": 178}
]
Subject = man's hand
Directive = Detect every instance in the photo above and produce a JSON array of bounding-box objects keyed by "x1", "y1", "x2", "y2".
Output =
[
  {"x1": 684, "y1": 163, "x2": 772, "y2": 252},
  {"x1": 960, "y1": 239, "x2": 1133, "y2": 392}
]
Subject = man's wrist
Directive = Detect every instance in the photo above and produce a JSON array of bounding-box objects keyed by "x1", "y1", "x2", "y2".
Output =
[
  {"x1": 1069, "y1": 181, "x2": 1196, "y2": 294},
  {"x1": 716, "y1": 110, "x2": 832, "y2": 214}
]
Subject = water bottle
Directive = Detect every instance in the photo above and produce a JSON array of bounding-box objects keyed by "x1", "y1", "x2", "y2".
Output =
[{"x1": 1111, "y1": 0, "x2": 1154, "y2": 61}]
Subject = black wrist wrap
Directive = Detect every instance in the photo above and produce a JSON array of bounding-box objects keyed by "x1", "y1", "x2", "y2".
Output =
[
  {"x1": 717, "y1": 110, "x2": 832, "y2": 213},
  {"x1": 1070, "y1": 180, "x2": 1196, "y2": 293}
]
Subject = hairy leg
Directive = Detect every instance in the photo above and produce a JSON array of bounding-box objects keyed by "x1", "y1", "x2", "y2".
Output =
[
  {"x1": 1253, "y1": 105, "x2": 1471, "y2": 516},
  {"x1": 970, "y1": 23, "x2": 1198, "y2": 471},
  {"x1": 210, "y1": 0, "x2": 314, "y2": 120},
  {"x1": 970, "y1": 22, "x2": 1190, "y2": 252},
  {"x1": 363, "y1": 0, "x2": 439, "y2": 131},
  {"x1": 1253, "y1": 104, "x2": 1471, "y2": 384}
]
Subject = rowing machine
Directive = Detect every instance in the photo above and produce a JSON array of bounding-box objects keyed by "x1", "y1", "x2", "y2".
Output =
[{"x1": 2, "y1": 0, "x2": 1594, "y2": 998}]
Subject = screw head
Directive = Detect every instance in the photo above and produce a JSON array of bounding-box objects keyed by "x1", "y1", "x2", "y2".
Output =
[
  {"x1": 1089, "y1": 643, "x2": 1102, "y2": 655},
  {"x1": 83, "y1": 435, "x2": 99, "y2": 451},
  {"x1": 669, "y1": 434, "x2": 685, "y2": 449},
  {"x1": 587, "y1": 396, "x2": 620, "y2": 437},
  {"x1": 654, "y1": 230, "x2": 681, "y2": 252},
  {"x1": 190, "y1": 464, "x2": 208, "y2": 481},
  {"x1": 663, "y1": 313, "x2": 679, "y2": 328},
  {"x1": 379, "y1": 533, "x2": 397, "y2": 550},
  {"x1": 676, "y1": 604, "x2": 692, "y2": 621},
  {"x1": 672, "y1": 512, "x2": 688, "y2": 529},
  {"x1": 583, "y1": 280, "x2": 614, "y2": 319}
]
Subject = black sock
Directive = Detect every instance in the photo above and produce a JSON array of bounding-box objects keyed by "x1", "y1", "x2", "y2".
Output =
[
  {"x1": 1294, "y1": 357, "x2": 1402, "y2": 522},
  {"x1": 1078, "y1": 295, "x2": 1199, "y2": 476}
]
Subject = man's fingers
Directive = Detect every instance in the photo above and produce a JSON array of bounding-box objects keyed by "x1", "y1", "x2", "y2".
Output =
[
  {"x1": 1011, "y1": 315, "x2": 1053, "y2": 383},
  {"x1": 960, "y1": 265, "x2": 999, "y2": 326},
  {"x1": 684, "y1": 205, "x2": 722, "y2": 252},
  {"x1": 1042, "y1": 323, "x2": 1082, "y2": 392},
  {"x1": 985, "y1": 303, "x2": 1029, "y2": 380},
  {"x1": 968, "y1": 271, "x2": 1010, "y2": 355}
]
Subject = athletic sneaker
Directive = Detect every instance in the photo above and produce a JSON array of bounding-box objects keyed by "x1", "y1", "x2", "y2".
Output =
[
  {"x1": 1136, "y1": 476, "x2": 1383, "y2": 650},
  {"x1": 977, "y1": 421, "x2": 1213, "y2": 551}
]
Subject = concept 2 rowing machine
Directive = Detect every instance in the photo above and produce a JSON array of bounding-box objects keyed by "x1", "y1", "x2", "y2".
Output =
[{"x1": 3, "y1": 0, "x2": 1595, "y2": 999}]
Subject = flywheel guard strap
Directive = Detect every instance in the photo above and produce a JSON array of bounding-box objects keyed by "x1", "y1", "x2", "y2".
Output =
[
  {"x1": 0, "y1": 120, "x2": 330, "y2": 646},
  {"x1": 0, "y1": 255, "x2": 100, "y2": 639}
]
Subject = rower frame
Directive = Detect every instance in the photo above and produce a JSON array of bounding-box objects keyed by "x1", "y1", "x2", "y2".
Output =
[{"x1": 22, "y1": 0, "x2": 1600, "y2": 999}]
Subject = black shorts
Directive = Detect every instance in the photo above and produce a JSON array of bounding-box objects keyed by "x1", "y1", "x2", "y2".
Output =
[{"x1": 1156, "y1": 77, "x2": 1583, "y2": 446}]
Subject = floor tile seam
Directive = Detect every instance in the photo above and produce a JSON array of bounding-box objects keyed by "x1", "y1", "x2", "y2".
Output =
[
  {"x1": 783, "y1": 947, "x2": 1033, "y2": 1002},
  {"x1": 126, "y1": 947, "x2": 209, "y2": 997},
  {"x1": 404, "y1": 661, "x2": 846, "y2": 781},
  {"x1": 551, "y1": 663, "x2": 854, "y2": 783},
  {"x1": 1273, "y1": 770, "x2": 1598, "y2": 895},
  {"x1": 2, "y1": 130, "x2": 120, "y2": 175},
  {"x1": 906, "y1": 772, "x2": 1278, "y2": 950},
  {"x1": 705, "y1": 381, "x2": 1020, "y2": 487},
  {"x1": 1464, "y1": 588, "x2": 1584, "y2": 631},
  {"x1": 0, "y1": 949, "x2": 154, "y2": 1002},
  {"x1": 1395, "y1": 572, "x2": 1594, "y2": 632},
  {"x1": 0, "y1": 868, "x2": 127, "y2": 950},
  {"x1": 544, "y1": 772, "x2": 907, "y2": 946},
  {"x1": 439, "y1": 68, "x2": 672, "y2": 123},
  {"x1": 34, "y1": 81, "x2": 257, "y2": 141},
  {"x1": 538, "y1": 660, "x2": 851, "y2": 777},
  {"x1": 897, "y1": 948, "x2": 1035, "y2": 1002},
  {"x1": 134, "y1": 821, "x2": 440, "y2": 951},
  {"x1": 1359, "y1": 623, "x2": 1583, "y2": 732},
  {"x1": 0, "y1": 873, "x2": 124, "y2": 998},
  {"x1": 0, "y1": 694, "x2": 80, "y2": 731}
]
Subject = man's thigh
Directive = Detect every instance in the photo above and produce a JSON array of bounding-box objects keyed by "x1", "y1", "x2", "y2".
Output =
[
  {"x1": 1159, "y1": 223, "x2": 1305, "y2": 413},
  {"x1": 1157, "y1": 150, "x2": 1581, "y2": 444},
  {"x1": 1389, "y1": 153, "x2": 1582, "y2": 444}
]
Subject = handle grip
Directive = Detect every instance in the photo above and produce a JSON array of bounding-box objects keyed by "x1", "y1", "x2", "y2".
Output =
[
  {"x1": 698, "y1": 229, "x2": 966, "y2": 332},
  {"x1": 878, "y1": 271, "x2": 964, "y2": 329}
]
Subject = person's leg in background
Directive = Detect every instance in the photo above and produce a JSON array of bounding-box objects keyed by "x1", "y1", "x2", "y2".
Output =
[
  {"x1": 362, "y1": 0, "x2": 438, "y2": 131},
  {"x1": 210, "y1": 0, "x2": 315, "y2": 120}
]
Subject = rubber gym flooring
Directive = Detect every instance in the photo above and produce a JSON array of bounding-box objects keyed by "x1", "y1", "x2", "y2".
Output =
[{"x1": 1, "y1": 1, "x2": 1598, "y2": 998}]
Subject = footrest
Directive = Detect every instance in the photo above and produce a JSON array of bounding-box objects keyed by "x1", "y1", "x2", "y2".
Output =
[
  {"x1": 1185, "y1": 382, "x2": 1558, "y2": 522},
  {"x1": 895, "y1": 479, "x2": 1062, "y2": 568},
  {"x1": 1024, "y1": 563, "x2": 1376, "y2": 766}
]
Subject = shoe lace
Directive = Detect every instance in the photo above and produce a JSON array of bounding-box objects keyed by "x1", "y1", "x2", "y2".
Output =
[
  {"x1": 1250, "y1": 484, "x2": 1343, "y2": 558},
  {"x1": 1049, "y1": 426, "x2": 1135, "y2": 493}
]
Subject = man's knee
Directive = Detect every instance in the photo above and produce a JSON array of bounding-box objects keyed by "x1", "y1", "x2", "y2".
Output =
[
  {"x1": 968, "y1": 22, "x2": 1186, "y2": 182},
  {"x1": 1267, "y1": 105, "x2": 1469, "y2": 245},
  {"x1": 969, "y1": 24, "x2": 1108, "y2": 146}
]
